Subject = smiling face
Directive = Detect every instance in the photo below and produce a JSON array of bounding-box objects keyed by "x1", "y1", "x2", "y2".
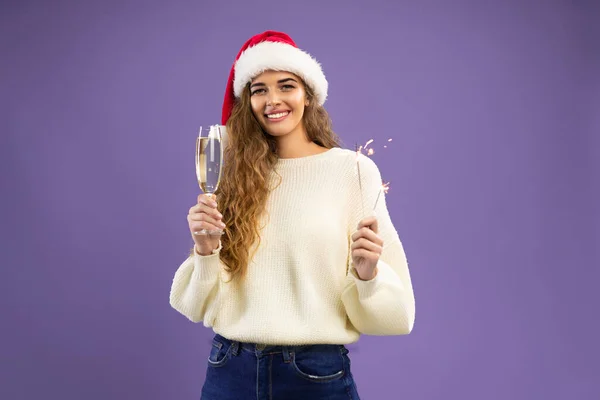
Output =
[{"x1": 249, "y1": 70, "x2": 309, "y2": 139}]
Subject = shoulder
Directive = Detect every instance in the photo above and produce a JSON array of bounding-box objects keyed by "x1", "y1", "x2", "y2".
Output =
[{"x1": 327, "y1": 147, "x2": 381, "y2": 178}]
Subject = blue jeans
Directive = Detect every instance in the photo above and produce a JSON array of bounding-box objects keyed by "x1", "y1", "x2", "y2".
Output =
[{"x1": 201, "y1": 334, "x2": 361, "y2": 400}]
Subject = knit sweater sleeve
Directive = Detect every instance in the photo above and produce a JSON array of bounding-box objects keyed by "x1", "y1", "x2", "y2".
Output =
[
  {"x1": 341, "y1": 155, "x2": 416, "y2": 335},
  {"x1": 169, "y1": 242, "x2": 224, "y2": 324}
]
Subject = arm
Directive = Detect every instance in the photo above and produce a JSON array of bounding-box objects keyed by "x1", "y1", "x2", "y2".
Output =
[
  {"x1": 341, "y1": 155, "x2": 416, "y2": 335},
  {"x1": 169, "y1": 243, "x2": 224, "y2": 324}
]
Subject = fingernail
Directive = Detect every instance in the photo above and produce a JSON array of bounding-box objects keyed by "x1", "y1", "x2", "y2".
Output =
[{"x1": 219, "y1": 222, "x2": 226, "y2": 228}]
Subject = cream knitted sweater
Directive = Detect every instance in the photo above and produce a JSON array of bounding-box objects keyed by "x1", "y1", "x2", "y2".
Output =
[{"x1": 169, "y1": 147, "x2": 415, "y2": 345}]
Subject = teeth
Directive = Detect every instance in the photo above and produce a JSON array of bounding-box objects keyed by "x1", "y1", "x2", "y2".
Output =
[{"x1": 267, "y1": 111, "x2": 289, "y2": 119}]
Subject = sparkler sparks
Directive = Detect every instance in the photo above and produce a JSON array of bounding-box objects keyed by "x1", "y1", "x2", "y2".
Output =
[
  {"x1": 373, "y1": 181, "x2": 390, "y2": 210},
  {"x1": 356, "y1": 138, "x2": 391, "y2": 155},
  {"x1": 355, "y1": 139, "x2": 394, "y2": 212},
  {"x1": 382, "y1": 181, "x2": 390, "y2": 193}
]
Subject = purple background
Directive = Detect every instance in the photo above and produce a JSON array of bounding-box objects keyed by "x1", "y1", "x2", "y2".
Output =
[{"x1": 2, "y1": 0, "x2": 599, "y2": 399}]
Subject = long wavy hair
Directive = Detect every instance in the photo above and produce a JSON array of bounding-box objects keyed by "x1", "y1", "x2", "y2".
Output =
[{"x1": 215, "y1": 79, "x2": 341, "y2": 281}]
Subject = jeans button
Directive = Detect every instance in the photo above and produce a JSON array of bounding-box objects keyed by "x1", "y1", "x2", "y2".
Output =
[{"x1": 256, "y1": 343, "x2": 266, "y2": 350}]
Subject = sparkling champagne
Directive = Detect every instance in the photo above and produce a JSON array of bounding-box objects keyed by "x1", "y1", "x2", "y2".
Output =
[
  {"x1": 193, "y1": 125, "x2": 225, "y2": 236},
  {"x1": 195, "y1": 136, "x2": 222, "y2": 194}
]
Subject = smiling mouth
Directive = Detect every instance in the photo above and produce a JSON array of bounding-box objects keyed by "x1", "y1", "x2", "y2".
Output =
[{"x1": 265, "y1": 111, "x2": 290, "y2": 122}]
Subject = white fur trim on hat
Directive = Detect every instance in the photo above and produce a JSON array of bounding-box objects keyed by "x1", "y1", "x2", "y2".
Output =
[{"x1": 233, "y1": 41, "x2": 328, "y2": 105}]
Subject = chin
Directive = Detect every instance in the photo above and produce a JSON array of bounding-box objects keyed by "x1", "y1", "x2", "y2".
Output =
[
  {"x1": 262, "y1": 121, "x2": 298, "y2": 137},
  {"x1": 265, "y1": 127, "x2": 292, "y2": 137}
]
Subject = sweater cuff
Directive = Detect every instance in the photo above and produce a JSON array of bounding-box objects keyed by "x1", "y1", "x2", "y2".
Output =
[
  {"x1": 351, "y1": 261, "x2": 403, "y2": 299},
  {"x1": 193, "y1": 241, "x2": 223, "y2": 281}
]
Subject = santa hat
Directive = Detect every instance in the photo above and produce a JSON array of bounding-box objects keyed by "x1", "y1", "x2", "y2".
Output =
[{"x1": 221, "y1": 30, "x2": 328, "y2": 125}]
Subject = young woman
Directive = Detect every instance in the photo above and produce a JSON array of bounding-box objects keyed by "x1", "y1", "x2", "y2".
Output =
[{"x1": 170, "y1": 31, "x2": 416, "y2": 400}]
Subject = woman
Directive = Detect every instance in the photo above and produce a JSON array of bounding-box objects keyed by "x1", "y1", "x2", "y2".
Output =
[{"x1": 170, "y1": 31, "x2": 416, "y2": 400}]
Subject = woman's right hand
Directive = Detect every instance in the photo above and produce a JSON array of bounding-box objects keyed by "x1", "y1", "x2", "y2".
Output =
[{"x1": 188, "y1": 194, "x2": 225, "y2": 255}]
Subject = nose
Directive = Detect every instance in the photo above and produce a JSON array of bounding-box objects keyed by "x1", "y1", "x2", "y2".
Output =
[{"x1": 266, "y1": 92, "x2": 281, "y2": 106}]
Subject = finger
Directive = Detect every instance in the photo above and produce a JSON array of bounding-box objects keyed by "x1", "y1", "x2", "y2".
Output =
[
  {"x1": 369, "y1": 218, "x2": 379, "y2": 234},
  {"x1": 189, "y1": 203, "x2": 222, "y2": 221},
  {"x1": 351, "y1": 227, "x2": 384, "y2": 246},
  {"x1": 352, "y1": 248, "x2": 379, "y2": 261},
  {"x1": 197, "y1": 194, "x2": 218, "y2": 208},
  {"x1": 190, "y1": 220, "x2": 224, "y2": 234},
  {"x1": 357, "y1": 216, "x2": 379, "y2": 234},
  {"x1": 190, "y1": 200, "x2": 221, "y2": 215},
  {"x1": 351, "y1": 238, "x2": 382, "y2": 254},
  {"x1": 188, "y1": 213, "x2": 226, "y2": 229}
]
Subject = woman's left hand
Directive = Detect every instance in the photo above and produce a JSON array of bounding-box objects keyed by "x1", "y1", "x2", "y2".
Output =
[{"x1": 351, "y1": 216, "x2": 384, "y2": 281}]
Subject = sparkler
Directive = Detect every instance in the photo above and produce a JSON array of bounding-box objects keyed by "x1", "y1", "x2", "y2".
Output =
[
  {"x1": 372, "y1": 181, "x2": 390, "y2": 210},
  {"x1": 355, "y1": 143, "x2": 365, "y2": 217},
  {"x1": 355, "y1": 138, "x2": 393, "y2": 212}
]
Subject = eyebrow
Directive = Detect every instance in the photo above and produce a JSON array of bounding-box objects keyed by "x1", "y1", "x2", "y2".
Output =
[{"x1": 250, "y1": 77, "x2": 298, "y2": 89}]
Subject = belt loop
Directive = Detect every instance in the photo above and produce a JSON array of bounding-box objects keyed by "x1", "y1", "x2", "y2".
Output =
[
  {"x1": 231, "y1": 341, "x2": 240, "y2": 356},
  {"x1": 282, "y1": 346, "x2": 292, "y2": 363}
]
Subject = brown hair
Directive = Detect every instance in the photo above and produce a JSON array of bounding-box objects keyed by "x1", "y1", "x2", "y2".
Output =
[{"x1": 214, "y1": 79, "x2": 342, "y2": 281}]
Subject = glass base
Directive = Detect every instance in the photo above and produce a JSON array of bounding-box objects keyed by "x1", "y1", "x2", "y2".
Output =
[{"x1": 193, "y1": 229, "x2": 225, "y2": 236}]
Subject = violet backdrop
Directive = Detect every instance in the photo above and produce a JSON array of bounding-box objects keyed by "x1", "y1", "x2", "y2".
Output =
[{"x1": 2, "y1": 0, "x2": 599, "y2": 399}]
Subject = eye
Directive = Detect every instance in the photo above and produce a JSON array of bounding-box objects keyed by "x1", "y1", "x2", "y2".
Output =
[
  {"x1": 251, "y1": 88, "x2": 266, "y2": 96},
  {"x1": 281, "y1": 84, "x2": 295, "y2": 91}
]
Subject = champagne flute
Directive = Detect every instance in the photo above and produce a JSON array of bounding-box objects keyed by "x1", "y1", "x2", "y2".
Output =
[{"x1": 194, "y1": 125, "x2": 224, "y2": 236}]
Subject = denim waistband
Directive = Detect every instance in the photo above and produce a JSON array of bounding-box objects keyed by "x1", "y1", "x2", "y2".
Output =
[{"x1": 214, "y1": 333, "x2": 346, "y2": 354}]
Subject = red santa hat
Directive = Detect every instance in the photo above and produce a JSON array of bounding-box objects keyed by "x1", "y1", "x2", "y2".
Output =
[{"x1": 221, "y1": 30, "x2": 328, "y2": 125}]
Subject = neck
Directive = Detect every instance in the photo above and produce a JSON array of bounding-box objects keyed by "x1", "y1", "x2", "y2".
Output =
[{"x1": 275, "y1": 125, "x2": 326, "y2": 159}]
